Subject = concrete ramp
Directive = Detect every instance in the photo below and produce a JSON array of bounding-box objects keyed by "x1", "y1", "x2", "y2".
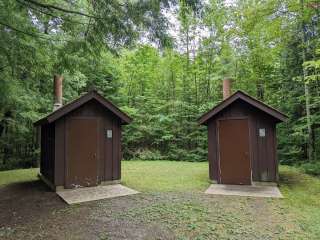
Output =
[
  {"x1": 57, "y1": 184, "x2": 139, "y2": 204},
  {"x1": 205, "y1": 184, "x2": 283, "y2": 198}
]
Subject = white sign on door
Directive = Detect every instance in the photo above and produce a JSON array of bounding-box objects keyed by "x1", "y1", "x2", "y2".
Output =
[
  {"x1": 107, "y1": 130, "x2": 112, "y2": 138},
  {"x1": 259, "y1": 128, "x2": 266, "y2": 137}
]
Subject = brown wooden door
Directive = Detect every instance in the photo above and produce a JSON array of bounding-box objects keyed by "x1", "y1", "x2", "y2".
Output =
[
  {"x1": 66, "y1": 118, "x2": 99, "y2": 188},
  {"x1": 218, "y1": 119, "x2": 251, "y2": 185}
]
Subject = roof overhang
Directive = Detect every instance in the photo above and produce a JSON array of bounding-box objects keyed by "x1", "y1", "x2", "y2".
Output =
[
  {"x1": 34, "y1": 90, "x2": 132, "y2": 126},
  {"x1": 198, "y1": 90, "x2": 288, "y2": 125}
]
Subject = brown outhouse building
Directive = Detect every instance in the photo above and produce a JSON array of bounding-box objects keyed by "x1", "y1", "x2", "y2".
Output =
[
  {"x1": 34, "y1": 77, "x2": 131, "y2": 191},
  {"x1": 199, "y1": 80, "x2": 287, "y2": 185}
]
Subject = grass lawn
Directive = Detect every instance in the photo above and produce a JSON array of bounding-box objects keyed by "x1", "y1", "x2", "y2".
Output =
[
  {"x1": 0, "y1": 161, "x2": 319, "y2": 239},
  {"x1": 122, "y1": 161, "x2": 209, "y2": 192},
  {"x1": 0, "y1": 168, "x2": 38, "y2": 186}
]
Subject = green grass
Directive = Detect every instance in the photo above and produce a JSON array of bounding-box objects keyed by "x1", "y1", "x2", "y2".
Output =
[
  {"x1": 0, "y1": 161, "x2": 210, "y2": 191},
  {"x1": 279, "y1": 165, "x2": 320, "y2": 238},
  {"x1": 0, "y1": 168, "x2": 38, "y2": 186},
  {"x1": 1, "y1": 161, "x2": 320, "y2": 239},
  {"x1": 122, "y1": 160, "x2": 210, "y2": 192}
]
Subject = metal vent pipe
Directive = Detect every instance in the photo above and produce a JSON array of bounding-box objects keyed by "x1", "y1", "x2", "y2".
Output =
[
  {"x1": 53, "y1": 75, "x2": 63, "y2": 111},
  {"x1": 223, "y1": 78, "x2": 231, "y2": 100}
]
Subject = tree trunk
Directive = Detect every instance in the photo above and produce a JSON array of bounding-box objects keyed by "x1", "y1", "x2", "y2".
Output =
[
  {"x1": 300, "y1": 0, "x2": 313, "y2": 161},
  {"x1": 304, "y1": 81, "x2": 313, "y2": 161},
  {"x1": 257, "y1": 83, "x2": 264, "y2": 101}
]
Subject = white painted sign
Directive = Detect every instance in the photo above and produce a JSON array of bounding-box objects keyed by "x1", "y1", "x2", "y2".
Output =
[
  {"x1": 259, "y1": 128, "x2": 266, "y2": 137},
  {"x1": 107, "y1": 130, "x2": 112, "y2": 138}
]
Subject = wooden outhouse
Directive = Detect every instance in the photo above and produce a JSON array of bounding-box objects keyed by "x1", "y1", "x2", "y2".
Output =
[
  {"x1": 199, "y1": 81, "x2": 287, "y2": 185},
  {"x1": 34, "y1": 84, "x2": 131, "y2": 191}
]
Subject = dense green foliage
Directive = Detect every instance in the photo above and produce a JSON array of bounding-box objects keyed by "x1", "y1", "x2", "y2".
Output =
[{"x1": 0, "y1": 0, "x2": 319, "y2": 169}]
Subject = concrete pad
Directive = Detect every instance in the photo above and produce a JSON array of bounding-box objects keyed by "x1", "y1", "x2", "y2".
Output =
[
  {"x1": 205, "y1": 184, "x2": 283, "y2": 198},
  {"x1": 57, "y1": 184, "x2": 139, "y2": 204}
]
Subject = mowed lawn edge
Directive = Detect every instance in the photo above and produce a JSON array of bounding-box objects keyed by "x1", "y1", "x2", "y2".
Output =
[
  {"x1": 0, "y1": 160, "x2": 319, "y2": 194},
  {"x1": 0, "y1": 161, "x2": 210, "y2": 191},
  {"x1": 0, "y1": 160, "x2": 319, "y2": 238}
]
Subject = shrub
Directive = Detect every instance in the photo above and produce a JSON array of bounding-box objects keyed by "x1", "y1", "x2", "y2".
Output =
[
  {"x1": 300, "y1": 162, "x2": 320, "y2": 176},
  {"x1": 135, "y1": 149, "x2": 165, "y2": 160}
]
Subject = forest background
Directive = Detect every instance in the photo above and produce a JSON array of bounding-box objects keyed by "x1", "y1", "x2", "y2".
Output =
[{"x1": 0, "y1": 0, "x2": 319, "y2": 173}]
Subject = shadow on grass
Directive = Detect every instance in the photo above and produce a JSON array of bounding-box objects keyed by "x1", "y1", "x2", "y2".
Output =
[
  {"x1": 0, "y1": 179, "x2": 63, "y2": 210},
  {"x1": 0, "y1": 179, "x2": 66, "y2": 229},
  {"x1": 279, "y1": 168, "x2": 305, "y2": 189},
  {"x1": 0, "y1": 179, "x2": 51, "y2": 193}
]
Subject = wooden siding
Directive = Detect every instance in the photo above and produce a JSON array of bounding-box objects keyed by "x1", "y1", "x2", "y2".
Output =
[
  {"x1": 207, "y1": 99, "x2": 278, "y2": 183},
  {"x1": 103, "y1": 110, "x2": 114, "y2": 181},
  {"x1": 112, "y1": 119, "x2": 121, "y2": 180},
  {"x1": 50, "y1": 99, "x2": 122, "y2": 188},
  {"x1": 208, "y1": 120, "x2": 217, "y2": 181},
  {"x1": 40, "y1": 123, "x2": 55, "y2": 183},
  {"x1": 54, "y1": 118, "x2": 65, "y2": 186}
]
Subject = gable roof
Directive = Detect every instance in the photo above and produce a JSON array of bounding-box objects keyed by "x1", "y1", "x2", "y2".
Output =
[
  {"x1": 34, "y1": 90, "x2": 132, "y2": 126},
  {"x1": 198, "y1": 90, "x2": 288, "y2": 125}
]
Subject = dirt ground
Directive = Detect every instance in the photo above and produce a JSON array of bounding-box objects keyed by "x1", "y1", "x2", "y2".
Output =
[{"x1": 0, "y1": 179, "x2": 305, "y2": 240}]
